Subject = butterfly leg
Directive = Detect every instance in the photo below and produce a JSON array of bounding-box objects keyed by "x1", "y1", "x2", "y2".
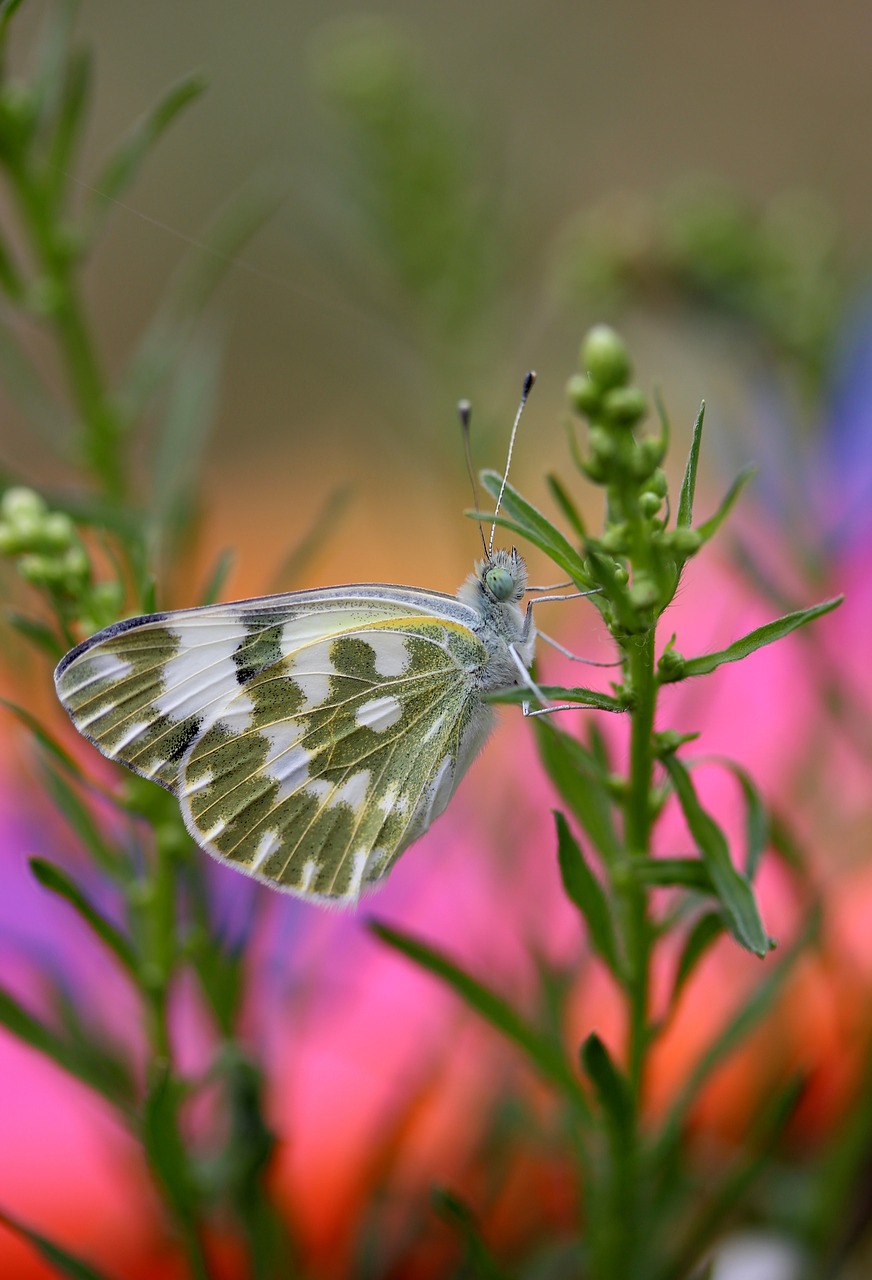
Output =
[
  {"x1": 507, "y1": 643, "x2": 550, "y2": 716},
  {"x1": 537, "y1": 629, "x2": 622, "y2": 668}
]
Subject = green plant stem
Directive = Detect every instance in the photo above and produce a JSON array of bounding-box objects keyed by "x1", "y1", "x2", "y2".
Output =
[
  {"x1": 6, "y1": 155, "x2": 127, "y2": 499},
  {"x1": 624, "y1": 627, "x2": 656, "y2": 1103},
  {"x1": 600, "y1": 627, "x2": 657, "y2": 1278},
  {"x1": 140, "y1": 842, "x2": 212, "y2": 1280}
]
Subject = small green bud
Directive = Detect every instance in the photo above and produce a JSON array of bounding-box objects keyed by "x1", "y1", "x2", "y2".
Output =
[
  {"x1": 41, "y1": 512, "x2": 75, "y2": 551},
  {"x1": 17, "y1": 553, "x2": 56, "y2": 586},
  {"x1": 566, "y1": 372, "x2": 601, "y2": 417},
  {"x1": 88, "y1": 579, "x2": 124, "y2": 622},
  {"x1": 629, "y1": 573, "x2": 659, "y2": 609},
  {"x1": 581, "y1": 325, "x2": 631, "y2": 391},
  {"x1": 631, "y1": 437, "x2": 666, "y2": 480},
  {"x1": 2, "y1": 487, "x2": 47, "y2": 522},
  {"x1": 613, "y1": 566, "x2": 629, "y2": 585},
  {"x1": 602, "y1": 385, "x2": 647, "y2": 427},
  {"x1": 657, "y1": 649, "x2": 687, "y2": 682},
  {"x1": 605, "y1": 773, "x2": 627, "y2": 801},
  {"x1": 600, "y1": 523, "x2": 628, "y2": 555},
  {"x1": 580, "y1": 455, "x2": 607, "y2": 484},
  {"x1": 667, "y1": 528, "x2": 703, "y2": 556},
  {"x1": 640, "y1": 491, "x2": 662, "y2": 518},
  {"x1": 588, "y1": 425, "x2": 617, "y2": 464},
  {"x1": 61, "y1": 545, "x2": 89, "y2": 580},
  {"x1": 645, "y1": 468, "x2": 668, "y2": 498}
]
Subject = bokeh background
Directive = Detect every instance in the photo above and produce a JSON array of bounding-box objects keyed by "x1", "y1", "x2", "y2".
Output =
[{"x1": 2, "y1": 2, "x2": 872, "y2": 1277}]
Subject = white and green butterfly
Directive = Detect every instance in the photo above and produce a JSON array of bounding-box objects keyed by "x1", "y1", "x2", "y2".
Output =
[
  {"x1": 55, "y1": 553, "x2": 540, "y2": 905},
  {"x1": 54, "y1": 378, "x2": 571, "y2": 905}
]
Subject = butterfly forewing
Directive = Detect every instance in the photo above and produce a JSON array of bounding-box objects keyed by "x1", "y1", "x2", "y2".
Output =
[{"x1": 55, "y1": 590, "x2": 495, "y2": 902}]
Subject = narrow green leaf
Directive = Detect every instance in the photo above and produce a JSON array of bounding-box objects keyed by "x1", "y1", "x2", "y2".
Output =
[
  {"x1": 471, "y1": 508, "x2": 593, "y2": 592},
  {"x1": 37, "y1": 757, "x2": 121, "y2": 875},
  {"x1": 655, "y1": 918, "x2": 814, "y2": 1162},
  {"x1": 555, "y1": 813, "x2": 621, "y2": 976},
  {"x1": 0, "y1": 1206, "x2": 116, "y2": 1280},
  {"x1": 535, "y1": 721, "x2": 622, "y2": 863},
  {"x1": 663, "y1": 755, "x2": 771, "y2": 957},
  {"x1": 714, "y1": 760, "x2": 769, "y2": 880},
  {"x1": 0, "y1": 328, "x2": 68, "y2": 443},
  {"x1": 150, "y1": 331, "x2": 222, "y2": 546},
  {"x1": 583, "y1": 546, "x2": 639, "y2": 632},
  {"x1": 46, "y1": 982, "x2": 138, "y2": 1115},
  {"x1": 489, "y1": 683, "x2": 625, "y2": 713},
  {"x1": 1, "y1": 700, "x2": 84, "y2": 779},
  {"x1": 5, "y1": 613, "x2": 63, "y2": 658},
  {"x1": 370, "y1": 922, "x2": 589, "y2": 1113},
  {"x1": 32, "y1": 0, "x2": 77, "y2": 129},
  {"x1": 581, "y1": 1034, "x2": 632, "y2": 1137},
  {"x1": 479, "y1": 470, "x2": 591, "y2": 582},
  {"x1": 0, "y1": 985, "x2": 132, "y2": 1113},
  {"x1": 431, "y1": 1190, "x2": 514, "y2": 1280},
  {"x1": 666, "y1": 1076, "x2": 804, "y2": 1276},
  {"x1": 198, "y1": 547, "x2": 235, "y2": 605},
  {"x1": 672, "y1": 912, "x2": 724, "y2": 1007},
  {"x1": 630, "y1": 857, "x2": 714, "y2": 893},
  {"x1": 588, "y1": 721, "x2": 612, "y2": 771},
  {"x1": 29, "y1": 858, "x2": 137, "y2": 978},
  {"x1": 681, "y1": 597, "x2": 843, "y2": 678},
  {"x1": 0, "y1": 231, "x2": 24, "y2": 299},
  {"x1": 270, "y1": 483, "x2": 354, "y2": 591},
  {"x1": 0, "y1": 0, "x2": 28, "y2": 42},
  {"x1": 88, "y1": 73, "x2": 208, "y2": 228},
  {"x1": 120, "y1": 175, "x2": 284, "y2": 421},
  {"x1": 653, "y1": 386, "x2": 671, "y2": 459},
  {"x1": 695, "y1": 466, "x2": 755, "y2": 544},
  {"x1": 677, "y1": 401, "x2": 705, "y2": 527},
  {"x1": 142, "y1": 1068, "x2": 197, "y2": 1217},
  {"x1": 546, "y1": 473, "x2": 587, "y2": 540},
  {"x1": 46, "y1": 49, "x2": 92, "y2": 207}
]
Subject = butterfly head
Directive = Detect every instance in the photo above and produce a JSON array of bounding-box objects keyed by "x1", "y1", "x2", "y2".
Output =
[{"x1": 459, "y1": 546, "x2": 528, "y2": 611}]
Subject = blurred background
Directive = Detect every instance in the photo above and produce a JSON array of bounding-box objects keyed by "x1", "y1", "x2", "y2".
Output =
[{"x1": 1, "y1": 2, "x2": 872, "y2": 1277}]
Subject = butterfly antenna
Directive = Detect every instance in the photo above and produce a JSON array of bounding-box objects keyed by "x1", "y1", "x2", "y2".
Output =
[
  {"x1": 489, "y1": 370, "x2": 536, "y2": 557},
  {"x1": 459, "y1": 398, "x2": 489, "y2": 560}
]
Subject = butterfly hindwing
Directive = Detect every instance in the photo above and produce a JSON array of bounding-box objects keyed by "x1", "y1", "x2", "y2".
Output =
[{"x1": 55, "y1": 590, "x2": 496, "y2": 902}]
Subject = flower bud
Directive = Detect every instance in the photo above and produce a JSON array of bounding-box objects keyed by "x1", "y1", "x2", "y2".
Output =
[
  {"x1": 600, "y1": 524, "x2": 628, "y2": 555},
  {"x1": 581, "y1": 325, "x2": 631, "y2": 391},
  {"x1": 2, "y1": 487, "x2": 47, "y2": 523},
  {"x1": 629, "y1": 573, "x2": 659, "y2": 609},
  {"x1": 667, "y1": 528, "x2": 703, "y2": 556},
  {"x1": 602, "y1": 385, "x2": 647, "y2": 427},
  {"x1": 645, "y1": 468, "x2": 668, "y2": 498},
  {"x1": 657, "y1": 649, "x2": 686, "y2": 682},
  {"x1": 41, "y1": 512, "x2": 75, "y2": 551},
  {"x1": 18, "y1": 553, "x2": 56, "y2": 586},
  {"x1": 566, "y1": 373, "x2": 601, "y2": 418},
  {"x1": 631, "y1": 437, "x2": 666, "y2": 480},
  {"x1": 639, "y1": 491, "x2": 662, "y2": 517}
]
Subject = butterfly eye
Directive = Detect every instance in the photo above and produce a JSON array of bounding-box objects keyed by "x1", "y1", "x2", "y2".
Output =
[{"x1": 485, "y1": 565, "x2": 515, "y2": 601}]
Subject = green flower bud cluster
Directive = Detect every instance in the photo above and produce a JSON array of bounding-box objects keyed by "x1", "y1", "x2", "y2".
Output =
[
  {"x1": 0, "y1": 487, "x2": 89, "y2": 591},
  {"x1": 567, "y1": 326, "x2": 697, "y2": 636},
  {"x1": 0, "y1": 487, "x2": 123, "y2": 632}
]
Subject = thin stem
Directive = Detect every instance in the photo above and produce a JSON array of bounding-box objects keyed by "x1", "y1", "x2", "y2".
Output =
[
  {"x1": 5, "y1": 154, "x2": 128, "y2": 499},
  {"x1": 624, "y1": 627, "x2": 656, "y2": 1102}
]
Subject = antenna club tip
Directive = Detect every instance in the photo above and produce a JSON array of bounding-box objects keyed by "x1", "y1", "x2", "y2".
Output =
[
  {"x1": 457, "y1": 398, "x2": 471, "y2": 418},
  {"x1": 523, "y1": 370, "x2": 537, "y2": 395}
]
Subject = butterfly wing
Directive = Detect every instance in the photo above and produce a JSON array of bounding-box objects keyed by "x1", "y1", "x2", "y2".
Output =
[{"x1": 55, "y1": 588, "x2": 492, "y2": 902}]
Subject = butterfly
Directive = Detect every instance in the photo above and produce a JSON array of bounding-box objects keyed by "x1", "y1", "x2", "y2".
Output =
[{"x1": 54, "y1": 379, "x2": 552, "y2": 905}]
